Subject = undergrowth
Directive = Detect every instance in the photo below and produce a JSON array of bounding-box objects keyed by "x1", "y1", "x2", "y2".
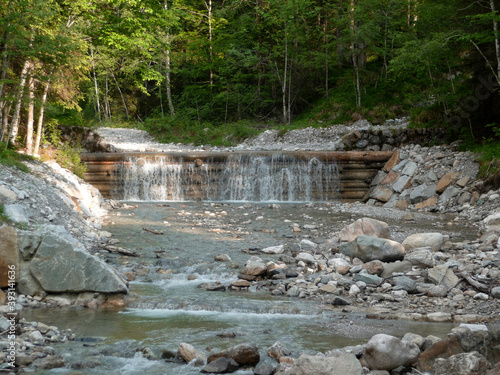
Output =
[
  {"x1": 0, "y1": 142, "x2": 32, "y2": 172},
  {"x1": 0, "y1": 203, "x2": 9, "y2": 223}
]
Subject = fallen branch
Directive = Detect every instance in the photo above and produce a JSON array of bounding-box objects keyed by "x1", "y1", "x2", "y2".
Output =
[
  {"x1": 102, "y1": 245, "x2": 139, "y2": 257},
  {"x1": 143, "y1": 227, "x2": 164, "y2": 235}
]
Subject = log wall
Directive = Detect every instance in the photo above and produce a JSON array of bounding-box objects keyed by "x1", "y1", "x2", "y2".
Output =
[{"x1": 81, "y1": 151, "x2": 394, "y2": 202}]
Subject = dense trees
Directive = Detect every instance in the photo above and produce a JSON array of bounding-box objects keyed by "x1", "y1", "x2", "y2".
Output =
[{"x1": 0, "y1": 0, "x2": 499, "y2": 152}]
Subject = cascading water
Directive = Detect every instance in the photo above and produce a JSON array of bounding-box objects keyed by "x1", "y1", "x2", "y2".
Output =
[{"x1": 118, "y1": 153, "x2": 340, "y2": 202}]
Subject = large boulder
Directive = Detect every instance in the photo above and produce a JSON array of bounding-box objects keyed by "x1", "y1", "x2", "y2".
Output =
[
  {"x1": 363, "y1": 334, "x2": 420, "y2": 371},
  {"x1": 402, "y1": 233, "x2": 445, "y2": 252},
  {"x1": 17, "y1": 226, "x2": 128, "y2": 295},
  {"x1": 207, "y1": 344, "x2": 260, "y2": 366},
  {"x1": 340, "y1": 235, "x2": 405, "y2": 263},
  {"x1": 339, "y1": 218, "x2": 391, "y2": 242}
]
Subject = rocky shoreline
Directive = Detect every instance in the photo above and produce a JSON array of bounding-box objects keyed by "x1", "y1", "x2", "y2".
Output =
[{"x1": 1, "y1": 121, "x2": 500, "y2": 374}]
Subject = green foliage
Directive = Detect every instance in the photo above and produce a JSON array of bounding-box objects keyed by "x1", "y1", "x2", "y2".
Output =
[
  {"x1": 0, "y1": 203, "x2": 9, "y2": 223},
  {"x1": 0, "y1": 143, "x2": 31, "y2": 173},
  {"x1": 55, "y1": 143, "x2": 87, "y2": 179},
  {"x1": 142, "y1": 113, "x2": 262, "y2": 147}
]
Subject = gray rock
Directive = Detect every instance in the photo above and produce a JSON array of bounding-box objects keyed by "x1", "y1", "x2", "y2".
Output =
[
  {"x1": 492, "y1": 286, "x2": 500, "y2": 299},
  {"x1": 19, "y1": 226, "x2": 128, "y2": 294},
  {"x1": 4, "y1": 203, "x2": 29, "y2": 223},
  {"x1": 201, "y1": 357, "x2": 239, "y2": 373},
  {"x1": 353, "y1": 271, "x2": 383, "y2": 286},
  {"x1": 296, "y1": 252, "x2": 316, "y2": 264},
  {"x1": 402, "y1": 233, "x2": 444, "y2": 252},
  {"x1": 381, "y1": 261, "x2": 412, "y2": 278},
  {"x1": 261, "y1": 245, "x2": 285, "y2": 254},
  {"x1": 254, "y1": 360, "x2": 277, "y2": 375},
  {"x1": 438, "y1": 186, "x2": 461, "y2": 204},
  {"x1": 0, "y1": 316, "x2": 10, "y2": 331},
  {"x1": 284, "y1": 353, "x2": 363, "y2": 375},
  {"x1": 393, "y1": 175, "x2": 412, "y2": 193},
  {"x1": 409, "y1": 185, "x2": 437, "y2": 204},
  {"x1": 401, "y1": 161, "x2": 418, "y2": 176},
  {"x1": 394, "y1": 276, "x2": 417, "y2": 293},
  {"x1": 404, "y1": 247, "x2": 436, "y2": 268},
  {"x1": 340, "y1": 235, "x2": 405, "y2": 263},
  {"x1": 300, "y1": 239, "x2": 317, "y2": 251},
  {"x1": 363, "y1": 334, "x2": 420, "y2": 371},
  {"x1": 428, "y1": 265, "x2": 460, "y2": 291}
]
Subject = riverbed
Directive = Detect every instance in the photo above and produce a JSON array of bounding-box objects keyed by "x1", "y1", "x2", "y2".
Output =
[{"x1": 23, "y1": 201, "x2": 476, "y2": 374}]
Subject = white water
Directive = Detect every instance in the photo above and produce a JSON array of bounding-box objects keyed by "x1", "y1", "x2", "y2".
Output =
[{"x1": 119, "y1": 154, "x2": 340, "y2": 202}]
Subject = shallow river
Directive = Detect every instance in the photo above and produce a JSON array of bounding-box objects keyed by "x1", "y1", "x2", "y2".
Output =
[{"x1": 24, "y1": 202, "x2": 472, "y2": 374}]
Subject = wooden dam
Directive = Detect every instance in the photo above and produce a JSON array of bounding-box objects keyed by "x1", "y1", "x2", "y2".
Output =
[{"x1": 80, "y1": 151, "x2": 394, "y2": 202}]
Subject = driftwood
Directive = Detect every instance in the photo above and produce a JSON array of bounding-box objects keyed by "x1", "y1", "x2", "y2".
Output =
[
  {"x1": 102, "y1": 245, "x2": 139, "y2": 257},
  {"x1": 455, "y1": 270, "x2": 491, "y2": 293},
  {"x1": 142, "y1": 227, "x2": 164, "y2": 235}
]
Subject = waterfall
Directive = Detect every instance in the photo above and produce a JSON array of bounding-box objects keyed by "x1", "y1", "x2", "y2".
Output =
[{"x1": 118, "y1": 153, "x2": 339, "y2": 202}]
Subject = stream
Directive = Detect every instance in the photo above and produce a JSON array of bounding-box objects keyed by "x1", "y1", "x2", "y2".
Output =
[{"x1": 22, "y1": 201, "x2": 472, "y2": 374}]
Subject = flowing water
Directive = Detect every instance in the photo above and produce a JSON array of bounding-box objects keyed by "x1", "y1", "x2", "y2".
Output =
[
  {"x1": 117, "y1": 154, "x2": 340, "y2": 202},
  {"x1": 24, "y1": 202, "x2": 468, "y2": 374}
]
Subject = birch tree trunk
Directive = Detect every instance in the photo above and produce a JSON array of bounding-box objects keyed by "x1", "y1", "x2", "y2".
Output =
[
  {"x1": 111, "y1": 72, "x2": 129, "y2": 118},
  {"x1": 26, "y1": 73, "x2": 35, "y2": 155},
  {"x1": 204, "y1": 0, "x2": 214, "y2": 90},
  {"x1": 34, "y1": 78, "x2": 50, "y2": 156},
  {"x1": 7, "y1": 59, "x2": 31, "y2": 146},
  {"x1": 350, "y1": 0, "x2": 362, "y2": 108},
  {"x1": 163, "y1": 1, "x2": 175, "y2": 118},
  {"x1": 90, "y1": 47, "x2": 102, "y2": 123},
  {"x1": 165, "y1": 49, "x2": 175, "y2": 117}
]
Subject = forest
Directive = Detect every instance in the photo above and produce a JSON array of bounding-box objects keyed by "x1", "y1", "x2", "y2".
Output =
[{"x1": 0, "y1": 0, "x2": 499, "y2": 152}]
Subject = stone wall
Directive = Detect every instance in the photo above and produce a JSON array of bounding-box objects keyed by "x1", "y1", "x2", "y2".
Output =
[{"x1": 364, "y1": 143, "x2": 481, "y2": 212}]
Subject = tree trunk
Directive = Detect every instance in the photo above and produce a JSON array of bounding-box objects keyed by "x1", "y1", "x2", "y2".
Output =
[
  {"x1": 0, "y1": 0, "x2": 13, "y2": 135},
  {"x1": 34, "y1": 78, "x2": 50, "y2": 156},
  {"x1": 204, "y1": 0, "x2": 214, "y2": 90},
  {"x1": 111, "y1": 71, "x2": 129, "y2": 118},
  {"x1": 7, "y1": 59, "x2": 31, "y2": 146},
  {"x1": 26, "y1": 72, "x2": 35, "y2": 155},
  {"x1": 350, "y1": 0, "x2": 362, "y2": 107},
  {"x1": 165, "y1": 49, "x2": 175, "y2": 117},
  {"x1": 490, "y1": 0, "x2": 500, "y2": 81},
  {"x1": 90, "y1": 46, "x2": 102, "y2": 123},
  {"x1": 281, "y1": 21, "x2": 289, "y2": 124}
]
